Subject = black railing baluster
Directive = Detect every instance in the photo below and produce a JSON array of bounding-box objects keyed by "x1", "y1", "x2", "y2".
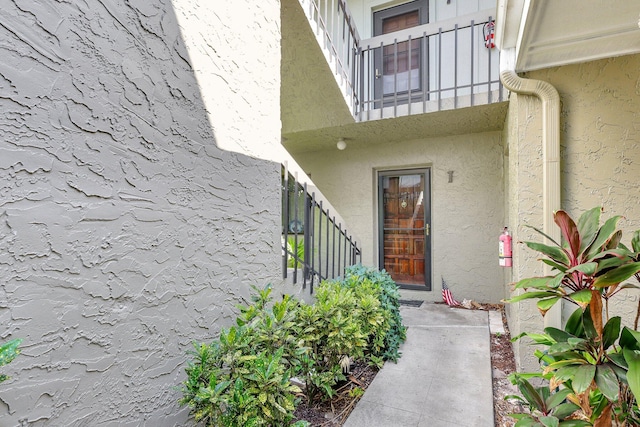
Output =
[
  {"x1": 282, "y1": 165, "x2": 289, "y2": 279},
  {"x1": 293, "y1": 173, "x2": 300, "y2": 285},
  {"x1": 470, "y1": 20, "x2": 475, "y2": 106},
  {"x1": 282, "y1": 169, "x2": 361, "y2": 293},
  {"x1": 454, "y1": 24, "x2": 458, "y2": 108},
  {"x1": 309, "y1": 191, "x2": 316, "y2": 290},
  {"x1": 438, "y1": 27, "x2": 442, "y2": 110},
  {"x1": 318, "y1": 200, "x2": 323, "y2": 281},
  {"x1": 324, "y1": 209, "x2": 329, "y2": 277}
]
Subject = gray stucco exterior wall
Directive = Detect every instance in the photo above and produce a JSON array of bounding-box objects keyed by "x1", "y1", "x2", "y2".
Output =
[{"x1": 0, "y1": 0, "x2": 282, "y2": 425}]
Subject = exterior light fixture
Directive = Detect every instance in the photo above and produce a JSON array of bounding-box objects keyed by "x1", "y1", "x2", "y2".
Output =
[{"x1": 337, "y1": 138, "x2": 347, "y2": 150}]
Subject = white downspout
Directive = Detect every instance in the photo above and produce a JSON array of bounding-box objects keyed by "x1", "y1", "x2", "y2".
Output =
[{"x1": 500, "y1": 48, "x2": 562, "y2": 329}]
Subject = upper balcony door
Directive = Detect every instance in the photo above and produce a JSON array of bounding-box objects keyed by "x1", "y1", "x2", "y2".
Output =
[{"x1": 373, "y1": 0, "x2": 428, "y2": 107}]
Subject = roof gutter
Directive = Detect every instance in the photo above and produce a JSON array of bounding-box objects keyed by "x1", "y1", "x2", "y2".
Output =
[{"x1": 500, "y1": 48, "x2": 562, "y2": 329}]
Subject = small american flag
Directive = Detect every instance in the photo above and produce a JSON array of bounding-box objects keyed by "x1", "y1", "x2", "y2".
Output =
[{"x1": 442, "y1": 278, "x2": 460, "y2": 307}]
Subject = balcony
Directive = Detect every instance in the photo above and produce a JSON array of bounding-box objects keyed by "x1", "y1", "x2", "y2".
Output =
[
  {"x1": 355, "y1": 10, "x2": 505, "y2": 121},
  {"x1": 282, "y1": 0, "x2": 506, "y2": 143}
]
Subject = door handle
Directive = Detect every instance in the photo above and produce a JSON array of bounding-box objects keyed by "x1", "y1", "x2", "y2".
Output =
[
  {"x1": 425, "y1": 224, "x2": 430, "y2": 236},
  {"x1": 375, "y1": 68, "x2": 382, "y2": 79}
]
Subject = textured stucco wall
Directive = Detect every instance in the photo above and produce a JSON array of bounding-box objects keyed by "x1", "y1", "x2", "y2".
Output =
[
  {"x1": 0, "y1": 0, "x2": 282, "y2": 425},
  {"x1": 295, "y1": 131, "x2": 505, "y2": 303},
  {"x1": 504, "y1": 54, "x2": 640, "y2": 371}
]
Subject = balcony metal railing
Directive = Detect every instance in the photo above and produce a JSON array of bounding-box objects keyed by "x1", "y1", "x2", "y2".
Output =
[
  {"x1": 299, "y1": 0, "x2": 504, "y2": 121},
  {"x1": 301, "y1": 0, "x2": 360, "y2": 114},
  {"x1": 355, "y1": 11, "x2": 504, "y2": 120},
  {"x1": 282, "y1": 165, "x2": 361, "y2": 293}
]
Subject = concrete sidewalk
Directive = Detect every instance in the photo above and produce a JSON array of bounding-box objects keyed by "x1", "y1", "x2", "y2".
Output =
[{"x1": 343, "y1": 303, "x2": 494, "y2": 427}]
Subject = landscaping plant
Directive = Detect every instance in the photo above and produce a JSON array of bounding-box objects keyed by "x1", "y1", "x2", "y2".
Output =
[
  {"x1": 0, "y1": 338, "x2": 22, "y2": 384},
  {"x1": 506, "y1": 207, "x2": 640, "y2": 426},
  {"x1": 179, "y1": 266, "x2": 406, "y2": 426}
]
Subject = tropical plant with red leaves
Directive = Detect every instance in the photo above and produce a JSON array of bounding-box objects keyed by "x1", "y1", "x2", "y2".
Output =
[{"x1": 507, "y1": 207, "x2": 640, "y2": 426}]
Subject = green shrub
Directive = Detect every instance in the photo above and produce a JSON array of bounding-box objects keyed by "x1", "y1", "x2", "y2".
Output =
[
  {"x1": 0, "y1": 338, "x2": 22, "y2": 384},
  {"x1": 340, "y1": 265, "x2": 407, "y2": 363},
  {"x1": 180, "y1": 286, "x2": 306, "y2": 427},
  {"x1": 179, "y1": 267, "x2": 406, "y2": 425},
  {"x1": 293, "y1": 281, "x2": 368, "y2": 401}
]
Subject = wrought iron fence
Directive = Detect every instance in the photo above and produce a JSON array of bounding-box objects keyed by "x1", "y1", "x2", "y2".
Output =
[{"x1": 282, "y1": 165, "x2": 361, "y2": 293}]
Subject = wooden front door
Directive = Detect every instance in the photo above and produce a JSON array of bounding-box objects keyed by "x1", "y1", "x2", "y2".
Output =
[{"x1": 378, "y1": 169, "x2": 431, "y2": 290}]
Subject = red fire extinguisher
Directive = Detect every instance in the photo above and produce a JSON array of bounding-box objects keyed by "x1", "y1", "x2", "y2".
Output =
[
  {"x1": 499, "y1": 227, "x2": 512, "y2": 267},
  {"x1": 483, "y1": 20, "x2": 496, "y2": 49}
]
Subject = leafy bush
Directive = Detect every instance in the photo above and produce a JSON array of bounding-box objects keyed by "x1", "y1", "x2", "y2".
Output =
[
  {"x1": 180, "y1": 287, "x2": 307, "y2": 427},
  {"x1": 179, "y1": 266, "x2": 406, "y2": 425},
  {"x1": 0, "y1": 338, "x2": 22, "y2": 384},
  {"x1": 506, "y1": 207, "x2": 640, "y2": 426},
  {"x1": 340, "y1": 265, "x2": 407, "y2": 363}
]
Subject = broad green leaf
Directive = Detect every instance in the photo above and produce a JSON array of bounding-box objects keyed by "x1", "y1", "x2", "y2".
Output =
[
  {"x1": 568, "y1": 289, "x2": 592, "y2": 307},
  {"x1": 623, "y1": 348, "x2": 640, "y2": 401},
  {"x1": 608, "y1": 352, "x2": 628, "y2": 370},
  {"x1": 514, "y1": 418, "x2": 542, "y2": 427},
  {"x1": 572, "y1": 364, "x2": 596, "y2": 393},
  {"x1": 548, "y1": 342, "x2": 579, "y2": 354},
  {"x1": 545, "y1": 388, "x2": 572, "y2": 410},
  {"x1": 606, "y1": 229, "x2": 623, "y2": 250},
  {"x1": 566, "y1": 337, "x2": 588, "y2": 350},
  {"x1": 585, "y1": 215, "x2": 622, "y2": 260},
  {"x1": 547, "y1": 358, "x2": 588, "y2": 372},
  {"x1": 595, "y1": 364, "x2": 619, "y2": 401},
  {"x1": 558, "y1": 421, "x2": 591, "y2": 427},
  {"x1": 541, "y1": 258, "x2": 569, "y2": 273},
  {"x1": 544, "y1": 327, "x2": 574, "y2": 344},
  {"x1": 554, "y1": 365, "x2": 579, "y2": 381},
  {"x1": 506, "y1": 291, "x2": 562, "y2": 303},
  {"x1": 539, "y1": 415, "x2": 559, "y2": 427},
  {"x1": 595, "y1": 255, "x2": 630, "y2": 275},
  {"x1": 593, "y1": 262, "x2": 640, "y2": 288},
  {"x1": 602, "y1": 316, "x2": 621, "y2": 350},
  {"x1": 566, "y1": 262, "x2": 597, "y2": 276},
  {"x1": 565, "y1": 308, "x2": 585, "y2": 337},
  {"x1": 555, "y1": 210, "x2": 581, "y2": 261},
  {"x1": 513, "y1": 276, "x2": 561, "y2": 291},
  {"x1": 515, "y1": 376, "x2": 547, "y2": 411},
  {"x1": 538, "y1": 297, "x2": 561, "y2": 315},
  {"x1": 525, "y1": 241, "x2": 570, "y2": 265},
  {"x1": 615, "y1": 331, "x2": 631, "y2": 357},
  {"x1": 581, "y1": 309, "x2": 597, "y2": 341},
  {"x1": 511, "y1": 332, "x2": 556, "y2": 346},
  {"x1": 577, "y1": 207, "x2": 602, "y2": 254},
  {"x1": 632, "y1": 230, "x2": 640, "y2": 253},
  {"x1": 553, "y1": 401, "x2": 580, "y2": 419}
]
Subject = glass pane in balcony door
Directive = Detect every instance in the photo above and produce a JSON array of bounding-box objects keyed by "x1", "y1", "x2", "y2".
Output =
[{"x1": 381, "y1": 11, "x2": 421, "y2": 94}]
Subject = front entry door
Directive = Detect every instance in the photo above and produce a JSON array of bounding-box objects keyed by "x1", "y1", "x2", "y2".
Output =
[{"x1": 378, "y1": 169, "x2": 431, "y2": 290}]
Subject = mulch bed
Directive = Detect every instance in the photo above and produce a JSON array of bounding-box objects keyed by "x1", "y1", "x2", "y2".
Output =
[
  {"x1": 293, "y1": 302, "x2": 521, "y2": 426},
  {"x1": 293, "y1": 361, "x2": 378, "y2": 426}
]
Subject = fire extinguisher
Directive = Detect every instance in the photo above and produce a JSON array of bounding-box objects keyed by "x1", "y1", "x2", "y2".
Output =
[
  {"x1": 499, "y1": 227, "x2": 512, "y2": 267},
  {"x1": 483, "y1": 20, "x2": 496, "y2": 49}
]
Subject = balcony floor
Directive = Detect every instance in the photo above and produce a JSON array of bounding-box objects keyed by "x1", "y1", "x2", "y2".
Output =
[{"x1": 282, "y1": 98, "x2": 508, "y2": 154}]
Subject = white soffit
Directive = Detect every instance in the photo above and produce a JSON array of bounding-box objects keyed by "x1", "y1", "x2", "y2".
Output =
[{"x1": 515, "y1": 0, "x2": 640, "y2": 72}]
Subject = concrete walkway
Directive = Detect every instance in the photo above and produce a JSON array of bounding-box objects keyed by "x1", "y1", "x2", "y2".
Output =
[{"x1": 343, "y1": 303, "x2": 495, "y2": 427}]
